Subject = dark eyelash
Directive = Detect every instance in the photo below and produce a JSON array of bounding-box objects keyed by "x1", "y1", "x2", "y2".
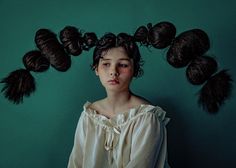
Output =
[{"x1": 119, "y1": 63, "x2": 128, "y2": 67}]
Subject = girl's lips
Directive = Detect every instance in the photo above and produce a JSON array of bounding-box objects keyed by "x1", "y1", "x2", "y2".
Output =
[{"x1": 108, "y1": 79, "x2": 119, "y2": 84}]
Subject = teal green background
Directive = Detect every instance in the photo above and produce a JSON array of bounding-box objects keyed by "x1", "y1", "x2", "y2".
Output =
[{"x1": 0, "y1": 0, "x2": 235, "y2": 167}]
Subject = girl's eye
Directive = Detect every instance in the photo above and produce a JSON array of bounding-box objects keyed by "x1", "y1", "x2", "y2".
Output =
[
  {"x1": 119, "y1": 63, "x2": 128, "y2": 68},
  {"x1": 102, "y1": 63, "x2": 110, "y2": 67}
]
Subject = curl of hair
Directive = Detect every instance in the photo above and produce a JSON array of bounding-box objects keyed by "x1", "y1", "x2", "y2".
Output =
[
  {"x1": 134, "y1": 22, "x2": 176, "y2": 49},
  {"x1": 167, "y1": 29, "x2": 210, "y2": 68},
  {"x1": 93, "y1": 33, "x2": 117, "y2": 63},
  {"x1": 92, "y1": 33, "x2": 143, "y2": 77},
  {"x1": 1, "y1": 69, "x2": 35, "y2": 104},
  {"x1": 83, "y1": 32, "x2": 98, "y2": 50},
  {"x1": 23, "y1": 50, "x2": 50, "y2": 72},
  {"x1": 118, "y1": 33, "x2": 143, "y2": 77},
  {"x1": 186, "y1": 56, "x2": 218, "y2": 85},
  {"x1": 35, "y1": 28, "x2": 71, "y2": 72},
  {"x1": 96, "y1": 33, "x2": 116, "y2": 49},
  {"x1": 198, "y1": 70, "x2": 233, "y2": 113},
  {"x1": 117, "y1": 33, "x2": 136, "y2": 56}
]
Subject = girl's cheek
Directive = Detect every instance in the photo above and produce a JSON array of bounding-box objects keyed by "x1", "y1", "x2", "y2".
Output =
[{"x1": 119, "y1": 68, "x2": 133, "y2": 76}]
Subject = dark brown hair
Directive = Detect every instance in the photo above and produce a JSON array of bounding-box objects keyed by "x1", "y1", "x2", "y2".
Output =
[
  {"x1": 92, "y1": 32, "x2": 143, "y2": 78},
  {"x1": 1, "y1": 23, "x2": 233, "y2": 113}
]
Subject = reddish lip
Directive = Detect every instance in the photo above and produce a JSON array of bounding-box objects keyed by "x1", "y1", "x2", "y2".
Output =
[{"x1": 108, "y1": 79, "x2": 119, "y2": 84}]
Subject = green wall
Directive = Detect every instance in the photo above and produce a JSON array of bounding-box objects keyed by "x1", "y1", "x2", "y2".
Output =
[{"x1": 0, "y1": 0, "x2": 235, "y2": 167}]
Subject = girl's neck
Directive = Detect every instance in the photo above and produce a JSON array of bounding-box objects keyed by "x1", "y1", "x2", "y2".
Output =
[{"x1": 104, "y1": 89, "x2": 133, "y2": 112}]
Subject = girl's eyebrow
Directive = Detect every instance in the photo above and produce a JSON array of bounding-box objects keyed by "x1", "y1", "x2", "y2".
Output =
[
  {"x1": 100, "y1": 57, "x2": 131, "y2": 61},
  {"x1": 119, "y1": 58, "x2": 131, "y2": 61},
  {"x1": 100, "y1": 58, "x2": 110, "y2": 61}
]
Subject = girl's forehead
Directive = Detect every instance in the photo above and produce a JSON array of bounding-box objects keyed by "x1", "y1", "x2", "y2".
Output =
[{"x1": 101, "y1": 47, "x2": 130, "y2": 60}]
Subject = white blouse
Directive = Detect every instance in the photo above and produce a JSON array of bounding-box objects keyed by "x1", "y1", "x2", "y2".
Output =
[{"x1": 67, "y1": 101, "x2": 170, "y2": 168}]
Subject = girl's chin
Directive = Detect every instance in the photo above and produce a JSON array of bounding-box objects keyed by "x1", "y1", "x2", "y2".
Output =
[{"x1": 104, "y1": 85, "x2": 128, "y2": 91}]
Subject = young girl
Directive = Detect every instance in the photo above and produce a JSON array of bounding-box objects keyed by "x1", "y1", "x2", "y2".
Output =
[
  {"x1": 66, "y1": 32, "x2": 170, "y2": 167},
  {"x1": 1, "y1": 22, "x2": 233, "y2": 168}
]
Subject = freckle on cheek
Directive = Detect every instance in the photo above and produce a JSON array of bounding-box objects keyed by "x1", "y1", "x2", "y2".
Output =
[{"x1": 120, "y1": 69, "x2": 132, "y2": 74}]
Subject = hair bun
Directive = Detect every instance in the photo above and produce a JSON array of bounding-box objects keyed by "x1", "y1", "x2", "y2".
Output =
[
  {"x1": 167, "y1": 29, "x2": 210, "y2": 68},
  {"x1": 148, "y1": 21, "x2": 176, "y2": 49},
  {"x1": 60, "y1": 26, "x2": 84, "y2": 56},
  {"x1": 133, "y1": 25, "x2": 148, "y2": 45},
  {"x1": 35, "y1": 28, "x2": 71, "y2": 72},
  {"x1": 186, "y1": 56, "x2": 218, "y2": 85},
  {"x1": 23, "y1": 50, "x2": 50, "y2": 72}
]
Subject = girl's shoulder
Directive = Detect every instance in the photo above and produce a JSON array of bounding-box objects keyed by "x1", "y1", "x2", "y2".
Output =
[
  {"x1": 130, "y1": 94, "x2": 152, "y2": 107},
  {"x1": 86, "y1": 99, "x2": 105, "y2": 112}
]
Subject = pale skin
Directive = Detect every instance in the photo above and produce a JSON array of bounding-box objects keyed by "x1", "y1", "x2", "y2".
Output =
[{"x1": 88, "y1": 47, "x2": 150, "y2": 119}]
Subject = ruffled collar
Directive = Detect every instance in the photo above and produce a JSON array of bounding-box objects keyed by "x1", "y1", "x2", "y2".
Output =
[{"x1": 82, "y1": 101, "x2": 169, "y2": 126}]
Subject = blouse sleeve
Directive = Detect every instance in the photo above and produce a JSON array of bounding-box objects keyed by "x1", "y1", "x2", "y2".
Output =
[
  {"x1": 67, "y1": 112, "x2": 86, "y2": 168},
  {"x1": 126, "y1": 108, "x2": 170, "y2": 168}
]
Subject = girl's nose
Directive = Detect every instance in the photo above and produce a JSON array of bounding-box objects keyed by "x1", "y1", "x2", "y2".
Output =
[
  {"x1": 110, "y1": 67, "x2": 119, "y2": 77},
  {"x1": 110, "y1": 71, "x2": 119, "y2": 77}
]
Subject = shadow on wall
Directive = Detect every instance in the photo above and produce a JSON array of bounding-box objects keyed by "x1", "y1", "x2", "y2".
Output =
[
  {"x1": 153, "y1": 98, "x2": 191, "y2": 168},
  {"x1": 154, "y1": 96, "x2": 236, "y2": 168}
]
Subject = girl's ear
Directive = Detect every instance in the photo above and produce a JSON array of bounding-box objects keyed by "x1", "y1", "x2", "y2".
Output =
[{"x1": 95, "y1": 67, "x2": 99, "y2": 76}]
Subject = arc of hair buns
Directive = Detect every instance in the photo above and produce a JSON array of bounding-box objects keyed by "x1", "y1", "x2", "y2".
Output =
[{"x1": 1, "y1": 23, "x2": 233, "y2": 114}]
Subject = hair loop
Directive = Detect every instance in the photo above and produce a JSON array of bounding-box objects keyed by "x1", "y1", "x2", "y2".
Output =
[{"x1": 83, "y1": 32, "x2": 98, "y2": 50}]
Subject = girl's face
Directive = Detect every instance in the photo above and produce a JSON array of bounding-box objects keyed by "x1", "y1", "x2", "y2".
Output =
[{"x1": 95, "y1": 47, "x2": 134, "y2": 92}]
